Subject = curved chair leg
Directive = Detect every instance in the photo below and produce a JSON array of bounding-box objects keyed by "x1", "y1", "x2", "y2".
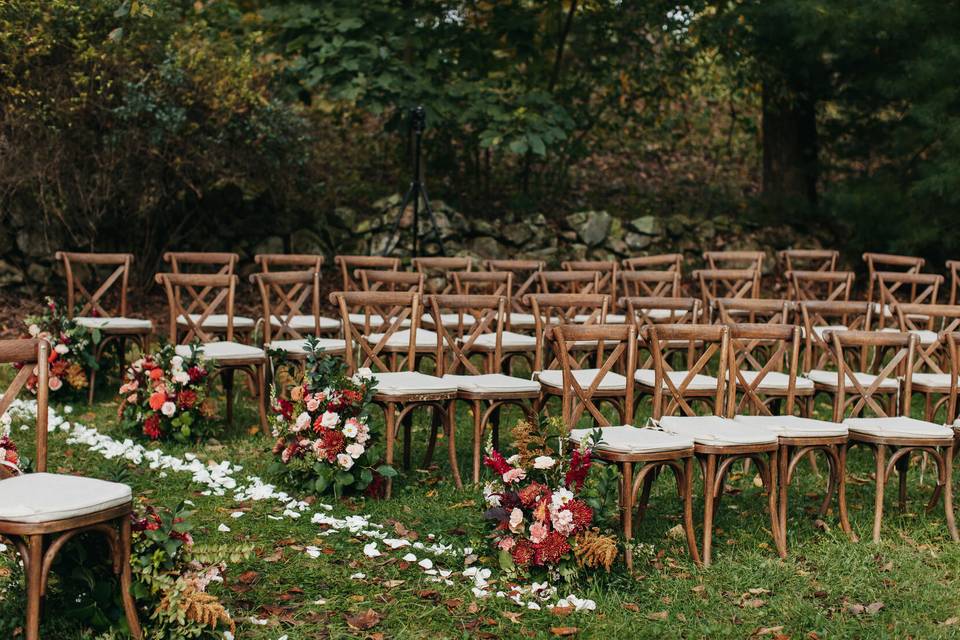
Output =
[
  {"x1": 445, "y1": 402, "x2": 462, "y2": 489},
  {"x1": 256, "y1": 363, "x2": 269, "y2": 435},
  {"x1": 118, "y1": 517, "x2": 143, "y2": 638},
  {"x1": 383, "y1": 403, "x2": 397, "y2": 499},
  {"x1": 472, "y1": 400, "x2": 483, "y2": 484},
  {"x1": 944, "y1": 444, "x2": 959, "y2": 542},
  {"x1": 838, "y1": 443, "x2": 856, "y2": 540},
  {"x1": 701, "y1": 454, "x2": 717, "y2": 567},
  {"x1": 682, "y1": 457, "x2": 701, "y2": 566},
  {"x1": 872, "y1": 444, "x2": 887, "y2": 544},
  {"x1": 25, "y1": 534, "x2": 43, "y2": 640},
  {"x1": 620, "y1": 461, "x2": 634, "y2": 572}
]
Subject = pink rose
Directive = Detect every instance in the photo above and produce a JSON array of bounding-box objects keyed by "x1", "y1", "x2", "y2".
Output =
[
  {"x1": 502, "y1": 468, "x2": 526, "y2": 484},
  {"x1": 508, "y1": 507, "x2": 524, "y2": 533},
  {"x1": 48, "y1": 377, "x2": 63, "y2": 391},
  {"x1": 498, "y1": 537, "x2": 516, "y2": 551},
  {"x1": 529, "y1": 521, "x2": 548, "y2": 544}
]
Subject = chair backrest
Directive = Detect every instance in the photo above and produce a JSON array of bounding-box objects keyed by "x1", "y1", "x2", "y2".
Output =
[
  {"x1": 786, "y1": 270, "x2": 854, "y2": 302},
  {"x1": 538, "y1": 270, "x2": 600, "y2": 296},
  {"x1": 250, "y1": 270, "x2": 320, "y2": 343},
  {"x1": 831, "y1": 330, "x2": 915, "y2": 420},
  {"x1": 726, "y1": 323, "x2": 802, "y2": 416},
  {"x1": 693, "y1": 268, "x2": 760, "y2": 320},
  {"x1": 428, "y1": 294, "x2": 505, "y2": 376},
  {"x1": 413, "y1": 256, "x2": 473, "y2": 294},
  {"x1": 483, "y1": 259, "x2": 544, "y2": 312},
  {"x1": 649, "y1": 324, "x2": 730, "y2": 419},
  {"x1": 947, "y1": 331, "x2": 960, "y2": 424},
  {"x1": 450, "y1": 271, "x2": 512, "y2": 298},
  {"x1": 334, "y1": 255, "x2": 401, "y2": 292},
  {"x1": 523, "y1": 293, "x2": 608, "y2": 371},
  {"x1": 358, "y1": 269, "x2": 424, "y2": 293},
  {"x1": 778, "y1": 249, "x2": 839, "y2": 274},
  {"x1": 620, "y1": 296, "x2": 701, "y2": 327},
  {"x1": 703, "y1": 250, "x2": 765, "y2": 272},
  {"x1": 947, "y1": 261, "x2": 960, "y2": 307},
  {"x1": 562, "y1": 260, "x2": 618, "y2": 303},
  {"x1": 873, "y1": 271, "x2": 943, "y2": 315},
  {"x1": 0, "y1": 339, "x2": 50, "y2": 475},
  {"x1": 623, "y1": 253, "x2": 683, "y2": 273},
  {"x1": 550, "y1": 324, "x2": 636, "y2": 428},
  {"x1": 798, "y1": 300, "x2": 873, "y2": 371},
  {"x1": 330, "y1": 291, "x2": 420, "y2": 373},
  {"x1": 156, "y1": 273, "x2": 239, "y2": 343},
  {"x1": 895, "y1": 303, "x2": 960, "y2": 375},
  {"x1": 620, "y1": 270, "x2": 681, "y2": 298},
  {"x1": 55, "y1": 251, "x2": 134, "y2": 318},
  {"x1": 716, "y1": 298, "x2": 793, "y2": 325},
  {"x1": 163, "y1": 251, "x2": 238, "y2": 275},
  {"x1": 862, "y1": 252, "x2": 924, "y2": 303},
  {"x1": 254, "y1": 254, "x2": 323, "y2": 273}
]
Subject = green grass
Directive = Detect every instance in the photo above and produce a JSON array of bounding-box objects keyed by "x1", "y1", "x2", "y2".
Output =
[{"x1": 3, "y1": 381, "x2": 960, "y2": 639}]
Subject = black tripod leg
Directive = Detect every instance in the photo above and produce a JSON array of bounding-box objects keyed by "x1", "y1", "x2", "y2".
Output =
[
  {"x1": 383, "y1": 182, "x2": 418, "y2": 257},
  {"x1": 418, "y1": 183, "x2": 446, "y2": 256}
]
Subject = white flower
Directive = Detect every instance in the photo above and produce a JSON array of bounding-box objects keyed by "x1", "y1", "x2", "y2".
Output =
[
  {"x1": 506, "y1": 454, "x2": 521, "y2": 465},
  {"x1": 54, "y1": 343, "x2": 69, "y2": 355},
  {"x1": 27, "y1": 324, "x2": 40, "y2": 337},
  {"x1": 161, "y1": 401, "x2": 176, "y2": 417},
  {"x1": 217, "y1": 523, "x2": 231, "y2": 532},
  {"x1": 346, "y1": 443, "x2": 365, "y2": 459},
  {"x1": 551, "y1": 487, "x2": 574, "y2": 508},
  {"x1": 320, "y1": 411, "x2": 339, "y2": 428},
  {"x1": 170, "y1": 355, "x2": 183, "y2": 368},
  {"x1": 342, "y1": 420, "x2": 359, "y2": 438},
  {"x1": 337, "y1": 454, "x2": 354, "y2": 470},
  {"x1": 533, "y1": 455, "x2": 556, "y2": 469},
  {"x1": 508, "y1": 507, "x2": 524, "y2": 533},
  {"x1": 418, "y1": 558, "x2": 433, "y2": 570},
  {"x1": 172, "y1": 371, "x2": 190, "y2": 385},
  {"x1": 363, "y1": 542, "x2": 381, "y2": 558},
  {"x1": 294, "y1": 412, "x2": 311, "y2": 431}
]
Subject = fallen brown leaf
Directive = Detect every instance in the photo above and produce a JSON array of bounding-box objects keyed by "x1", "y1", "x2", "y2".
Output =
[
  {"x1": 551, "y1": 627, "x2": 579, "y2": 636},
  {"x1": 502, "y1": 611, "x2": 523, "y2": 624},
  {"x1": 345, "y1": 609, "x2": 381, "y2": 631},
  {"x1": 646, "y1": 611, "x2": 669, "y2": 621}
]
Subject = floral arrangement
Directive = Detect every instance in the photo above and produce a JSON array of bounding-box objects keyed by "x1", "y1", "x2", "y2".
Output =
[
  {"x1": 17, "y1": 297, "x2": 97, "y2": 395},
  {"x1": 482, "y1": 417, "x2": 613, "y2": 577},
  {"x1": 268, "y1": 338, "x2": 390, "y2": 497},
  {"x1": 118, "y1": 344, "x2": 217, "y2": 443}
]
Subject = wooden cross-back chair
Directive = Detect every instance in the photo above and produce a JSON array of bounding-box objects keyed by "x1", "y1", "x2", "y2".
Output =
[
  {"x1": 649, "y1": 323, "x2": 786, "y2": 566},
  {"x1": 621, "y1": 296, "x2": 701, "y2": 327},
  {"x1": 163, "y1": 251, "x2": 238, "y2": 275},
  {"x1": 358, "y1": 269, "x2": 424, "y2": 293},
  {"x1": 334, "y1": 255, "x2": 401, "y2": 293},
  {"x1": 156, "y1": 273, "x2": 268, "y2": 431},
  {"x1": 538, "y1": 270, "x2": 600, "y2": 296},
  {"x1": 55, "y1": 251, "x2": 153, "y2": 404},
  {"x1": 948, "y1": 332, "x2": 960, "y2": 426},
  {"x1": 620, "y1": 270, "x2": 681, "y2": 299},
  {"x1": 799, "y1": 300, "x2": 874, "y2": 373},
  {"x1": 163, "y1": 252, "x2": 254, "y2": 340},
  {"x1": 523, "y1": 293, "x2": 609, "y2": 374},
  {"x1": 787, "y1": 270, "x2": 855, "y2": 303},
  {"x1": 894, "y1": 304, "x2": 960, "y2": 423},
  {"x1": 562, "y1": 260, "x2": 618, "y2": 306},
  {"x1": 254, "y1": 253, "x2": 323, "y2": 273},
  {"x1": 451, "y1": 271, "x2": 512, "y2": 297},
  {"x1": 693, "y1": 268, "x2": 760, "y2": 321},
  {"x1": 778, "y1": 249, "x2": 839, "y2": 274},
  {"x1": 412, "y1": 256, "x2": 473, "y2": 294},
  {"x1": 703, "y1": 250, "x2": 765, "y2": 272},
  {"x1": 550, "y1": 323, "x2": 636, "y2": 428},
  {"x1": 948, "y1": 261, "x2": 960, "y2": 306},
  {"x1": 862, "y1": 252, "x2": 924, "y2": 304},
  {"x1": 716, "y1": 298, "x2": 793, "y2": 325},
  {"x1": 428, "y1": 294, "x2": 539, "y2": 483},
  {"x1": 482, "y1": 259, "x2": 544, "y2": 322},
  {"x1": 250, "y1": 270, "x2": 346, "y2": 364},
  {"x1": 832, "y1": 329, "x2": 957, "y2": 543},
  {"x1": 645, "y1": 324, "x2": 729, "y2": 418},
  {"x1": 0, "y1": 339, "x2": 142, "y2": 640},
  {"x1": 623, "y1": 253, "x2": 684, "y2": 273},
  {"x1": 332, "y1": 290, "x2": 457, "y2": 497},
  {"x1": 872, "y1": 271, "x2": 943, "y2": 328}
]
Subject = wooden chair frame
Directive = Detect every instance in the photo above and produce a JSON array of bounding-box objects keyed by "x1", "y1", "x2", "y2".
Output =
[
  {"x1": 251, "y1": 270, "x2": 321, "y2": 345},
  {"x1": 335, "y1": 255, "x2": 400, "y2": 292},
  {"x1": 623, "y1": 253, "x2": 683, "y2": 273},
  {"x1": 451, "y1": 271, "x2": 512, "y2": 298},
  {"x1": 358, "y1": 269, "x2": 424, "y2": 293},
  {"x1": 693, "y1": 268, "x2": 760, "y2": 321},
  {"x1": 163, "y1": 251, "x2": 238, "y2": 275},
  {"x1": 716, "y1": 298, "x2": 793, "y2": 325},
  {"x1": 872, "y1": 271, "x2": 943, "y2": 329},
  {"x1": 0, "y1": 339, "x2": 142, "y2": 640},
  {"x1": 948, "y1": 332, "x2": 960, "y2": 426},
  {"x1": 413, "y1": 256, "x2": 473, "y2": 295},
  {"x1": 621, "y1": 296, "x2": 701, "y2": 328},
  {"x1": 523, "y1": 293, "x2": 609, "y2": 374},
  {"x1": 895, "y1": 304, "x2": 960, "y2": 422},
  {"x1": 703, "y1": 250, "x2": 765, "y2": 272},
  {"x1": 483, "y1": 259, "x2": 544, "y2": 313},
  {"x1": 862, "y1": 252, "x2": 924, "y2": 304},
  {"x1": 538, "y1": 270, "x2": 601, "y2": 297},
  {"x1": 947, "y1": 261, "x2": 960, "y2": 307},
  {"x1": 787, "y1": 270, "x2": 855, "y2": 302},
  {"x1": 799, "y1": 301, "x2": 873, "y2": 373},
  {"x1": 620, "y1": 270, "x2": 681, "y2": 299},
  {"x1": 55, "y1": 251, "x2": 151, "y2": 404},
  {"x1": 778, "y1": 249, "x2": 839, "y2": 274},
  {"x1": 649, "y1": 324, "x2": 730, "y2": 418},
  {"x1": 255, "y1": 253, "x2": 323, "y2": 273},
  {"x1": 562, "y1": 260, "x2": 618, "y2": 306}
]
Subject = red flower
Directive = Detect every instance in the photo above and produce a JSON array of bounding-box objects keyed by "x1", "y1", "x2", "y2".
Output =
[
  {"x1": 272, "y1": 438, "x2": 286, "y2": 454},
  {"x1": 483, "y1": 450, "x2": 512, "y2": 476},
  {"x1": 510, "y1": 538, "x2": 535, "y2": 567},
  {"x1": 518, "y1": 482, "x2": 547, "y2": 508},
  {"x1": 143, "y1": 414, "x2": 162, "y2": 440},
  {"x1": 533, "y1": 531, "x2": 571, "y2": 566},
  {"x1": 275, "y1": 398, "x2": 294, "y2": 420},
  {"x1": 318, "y1": 429, "x2": 345, "y2": 461},
  {"x1": 149, "y1": 368, "x2": 163, "y2": 380},
  {"x1": 187, "y1": 366, "x2": 206, "y2": 383},
  {"x1": 563, "y1": 500, "x2": 593, "y2": 534},
  {"x1": 177, "y1": 389, "x2": 197, "y2": 409},
  {"x1": 565, "y1": 447, "x2": 592, "y2": 491},
  {"x1": 51, "y1": 359, "x2": 68, "y2": 376}
]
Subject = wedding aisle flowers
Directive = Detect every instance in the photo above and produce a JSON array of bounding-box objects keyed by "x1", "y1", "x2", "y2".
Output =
[
  {"x1": 16, "y1": 297, "x2": 95, "y2": 395},
  {"x1": 118, "y1": 344, "x2": 217, "y2": 442}
]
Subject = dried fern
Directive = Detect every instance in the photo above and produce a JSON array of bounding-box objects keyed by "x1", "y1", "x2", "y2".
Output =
[
  {"x1": 160, "y1": 585, "x2": 235, "y2": 633},
  {"x1": 574, "y1": 529, "x2": 618, "y2": 572}
]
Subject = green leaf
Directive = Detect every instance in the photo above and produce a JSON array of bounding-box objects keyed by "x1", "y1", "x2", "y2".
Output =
[{"x1": 376, "y1": 465, "x2": 398, "y2": 478}]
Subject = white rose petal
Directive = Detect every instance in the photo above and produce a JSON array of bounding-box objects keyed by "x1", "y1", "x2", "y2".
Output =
[{"x1": 217, "y1": 523, "x2": 231, "y2": 532}]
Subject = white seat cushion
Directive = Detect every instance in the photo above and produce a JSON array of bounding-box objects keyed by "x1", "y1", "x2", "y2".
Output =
[
  {"x1": 908, "y1": 372, "x2": 952, "y2": 389},
  {"x1": 269, "y1": 315, "x2": 339, "y2": 332},
  {"x1": 537, "y1": 368, "x2": 628, "y2": 391},
  {"x1": 421, "y1": 313, "x2": 477, "y2": 328},
  {"x1": 0, "y1": 473, "x2": 131, "y2": 523},
  {"x1": 569, "y1": 426, "x2": 693, "y2": 454},
  {"x1": 643, "y1": 308, "x2": 689, "y2": 321},
  {"x1": 805, "y1": 369, "x2": 900, "y2": 391},
  {"x1": 177, "y1": 314, "x2": 255, "y2": 329},
  {"x1": 635, "y1": 369, "x2": 720, "y2": 391},
  {"x1": 800, "y1": 324, "x2": 847, "y2": 340},
  {"x1": 365, "y1": 328, "x2": 439, "y2": 349},
  {"x1": 441, "y1": 374, "x2": 540, "y2": 394},
  {"x1": 734, "y1": 415, "x2": 848, "y2": 438},
  {"x1": 871, "y1": 303, "x2": 894, "y2": 318},
  {"x1": 658, "y1": 415, "x2": 779, "y2": 446},
  {"x1": 509, "y1": 312, "x2": 560, "y2": 328},
  {"x1": 573, "y1": 313, "x2": 626, "y2": 324},
  {"x1": 844, "y1": 416, "x2": 953, "y2": 439},
  {"x1": 267, "y1": 338, "x2": 347, "y2": 355},
  {"x1": 175, "y1": 341, "x2": 265, "y2": 362},
  {"x1": 347, "y1": 313, "x2": 412, "y2": 329},
  {"x1": 469, "y1": 331, "x2": 537, "y2": 350},
  {"x1": 369, "y1": 371, "x2": 457, "y2": 395},
  {"x1": 75, "y1": 316, "x2": 152, "y2": 331},
  {"x1": 736, "y1": 370, "x2": 814, "y2": 391},
  {"x1": 880, "y1": 327, "x2": 938, "y2": 345}
]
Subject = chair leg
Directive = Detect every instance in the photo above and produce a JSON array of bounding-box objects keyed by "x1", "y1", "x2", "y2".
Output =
[
  {"x1": 896, "y1": 452, "x2": 909, "y2": 513},
  {"x1": 872, "y1": 444, "x2": 887, "y2": 543},
  {"x1": 445, "y1": 402, "x2": 462, "y2": 489},
  {"x1": 472, "y1": 400, "x2": 483, "y2": 484},
  {"x1": 222, "y1": 368, "x2": 235, "y2": 427},
  {"x1": 384, "y1": 403, "x2": 397, "y2": 499},
  {"x1": 634, "y1": 468, "x2": 656, "y2": 526},
  {"x1": 119, "y1": 517, "x2": 143, "y2": 639},
  {"x1": 702, "y1": 454, "x2": 717, "y2": 567},
  {"x1": 87, "y1": 365, "x2": 97, "y2": 406},
  {"x1": 25, "y1": 534, "x2": 43, "y2": 640},
  {"x1": 682, "y1": 456, "x2": 701, "y2": 566},
  {"x1": 778, "y1": 445, "x2": 790, "y2": 550},
  {"x1": 621, "y1": 461, "x2": 634, "y2": 573},
  {"x1": 421, "y1": 407, "x2": 441, "y2": 469},
  {"x1": 257, "y1": 364, "x2": 269, "y2": 435},
  {"x1": 837, "y1": 443, "x2": 856, "y2": 541},
  {"x1": 769, "y1": 450, "x2": 786, "y2": 558},
  {"x1": 944, "y1": 443, "x2": 958, "y2": 542}
]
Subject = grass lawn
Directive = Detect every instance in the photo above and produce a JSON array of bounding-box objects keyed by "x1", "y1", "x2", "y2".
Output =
[{"x1": 3, "y1": 376, "x2": 960, "y2": 639}]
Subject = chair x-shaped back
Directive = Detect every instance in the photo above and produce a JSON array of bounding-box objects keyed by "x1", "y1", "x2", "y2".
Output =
[
  {"x1": 335, "y1": 255, "x2": 401, "y2": 292},
  {"x1": 787, "y1": 270, "x2": 855, "y2": 302},
  {"x1": 156, "y1": 273, "x2": 238, "y2": 344},
  {"x1": 650, "y1": 324, "x2": 730, "y2": 419},
  {"x1": 726, "y1": 323, "x2": 802, "y2": 416},
  {"x1": 333, "y1": 291, "x2": 419, "y2": 373},
  {"x1": 832, "y1": 330, "x2": 915, "y2": 420},
  {"x1": 251, "y1": 270, "x2": 321, "y2": 343},
  {"x1": 56, "y1": 252, "x2": 134, "y2": 319},
  {"x1": 483, "y1": 260, "x2": 544, "y2": 312}
]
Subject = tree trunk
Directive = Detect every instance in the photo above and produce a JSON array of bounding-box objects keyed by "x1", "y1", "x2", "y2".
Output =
[{"x1": 762, "y1": 82, "x2": 818, "y2": 210}]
